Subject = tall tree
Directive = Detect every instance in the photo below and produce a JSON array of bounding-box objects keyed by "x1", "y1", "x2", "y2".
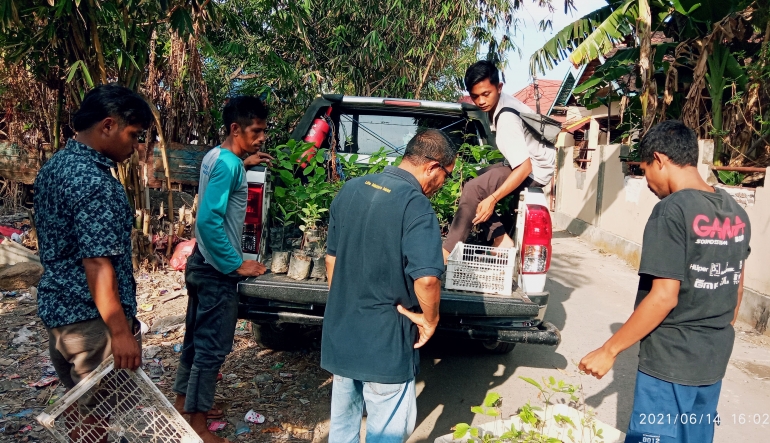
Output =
[{"x1": 202, "y1": 0, "x2": 574, "y2": 142}]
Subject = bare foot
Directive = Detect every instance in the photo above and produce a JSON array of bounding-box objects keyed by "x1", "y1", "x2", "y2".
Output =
[
  {"x1": 190, "y1": 412, "x2": 231, "y2": 443},
  {"x1": 174, "y1": 394, "x2": 186, "y2": 415},
  {"x1": 174, "y1": 394, "x2": 224, "y2": 419}
]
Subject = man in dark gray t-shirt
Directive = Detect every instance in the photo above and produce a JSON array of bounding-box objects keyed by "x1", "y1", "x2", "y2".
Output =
[{"x1": 578, "y1": 121, "x2": 751, "y2": 443}]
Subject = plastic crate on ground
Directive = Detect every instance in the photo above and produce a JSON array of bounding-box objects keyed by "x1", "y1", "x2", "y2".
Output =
[
  {"x1": 445, "y1": 242, "x2": 517, "y2": 296},
  {"x1": 36, "y1": 356, "x2": 202, "y2": 443}
]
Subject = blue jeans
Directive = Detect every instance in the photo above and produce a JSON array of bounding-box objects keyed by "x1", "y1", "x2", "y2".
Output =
[
  {"x1": 329, "y1": 375, "x2": 416, "y2": 443},
  {"x1": 172, "y1": 248, "x2": 241, "y2": 413},
  {"x1": 625, "y1": 370, "x2": 722, "y2": 443}
]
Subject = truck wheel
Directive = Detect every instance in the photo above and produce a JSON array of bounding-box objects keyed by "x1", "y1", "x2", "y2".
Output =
[
  {"x1": 252, "y1": 323, "x2": 300, "y2": 351},
  {"x1": 480, "y1": 341, "x2": 516, "y2": 354}
]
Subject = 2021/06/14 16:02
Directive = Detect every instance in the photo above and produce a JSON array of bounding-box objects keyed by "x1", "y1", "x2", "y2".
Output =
[{"x1": 639, "y1": 413, "x2": 770, "y2": 425}]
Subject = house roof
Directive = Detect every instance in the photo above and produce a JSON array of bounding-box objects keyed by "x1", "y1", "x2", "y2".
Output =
[{"x1": 513, "y1": 80, "x2": 562, "y2": 116}]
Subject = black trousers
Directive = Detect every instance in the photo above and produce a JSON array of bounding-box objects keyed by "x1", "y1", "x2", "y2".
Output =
[{"x1": 443, "y1": 163, "x2": 542, "y2": 252}]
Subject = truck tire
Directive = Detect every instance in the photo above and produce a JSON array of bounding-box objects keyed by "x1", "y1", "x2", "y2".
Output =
[
  {"x1": 251, "y1": 323, "x2": 300, "y2": 351},
  {"x1": 480, "y1": 340, "x2": 516, "y2": 354}
]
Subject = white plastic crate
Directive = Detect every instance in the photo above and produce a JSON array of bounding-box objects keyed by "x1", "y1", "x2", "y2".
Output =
[
  {"x1": 37, "y1": 356, "x2": 202, "y2": 443},
  {"x1": 445, "y1": 242, "x2": 517, "y2": 295}
]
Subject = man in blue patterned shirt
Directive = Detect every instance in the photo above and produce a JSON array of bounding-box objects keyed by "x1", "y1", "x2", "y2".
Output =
[{"x1": 34, "y1": 85, "x2": 152, "y2": 397}]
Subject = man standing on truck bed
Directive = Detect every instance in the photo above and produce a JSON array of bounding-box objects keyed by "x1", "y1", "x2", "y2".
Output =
[
  {"x1": 578, "y1": 121, "x2": 752, "y2": 443},
  {"x1": 173, "y1": 96, "x2": 272, "y2": 443},
  {"x1": 322, "y1": 129, "x2": 456, "y2": 442},
  {"x1": 443, "y1": 60, "x2": 555, "y2": 260}
]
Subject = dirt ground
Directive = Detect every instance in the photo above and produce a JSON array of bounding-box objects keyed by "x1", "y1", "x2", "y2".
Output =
[{"x1": 0, "y1": 267, "x2": 333, "y2": 442}]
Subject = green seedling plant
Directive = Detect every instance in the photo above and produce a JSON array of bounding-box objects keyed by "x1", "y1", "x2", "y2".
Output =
[
  {"x1": 453, "y1": 377, "x2": 605, "y2": 443},
  {"x1": 336, "y1": 147, "x2": 398, "y2": 179},
  {"x1": 270, "y1": 139, "x2": 338, "y2": 231},
  {"x1": 299, "y1": 202, "x2": 328, "y2": 233}
]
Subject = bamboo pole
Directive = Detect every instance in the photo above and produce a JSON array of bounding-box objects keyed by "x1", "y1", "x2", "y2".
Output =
[{"x1": 143, "y1": 97, "x2": 175, "y2": 258}]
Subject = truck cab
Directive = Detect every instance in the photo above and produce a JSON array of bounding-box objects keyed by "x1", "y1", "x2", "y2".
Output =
[{"x1": 237, "y1": 94, "x2": 560, "y2": 354}]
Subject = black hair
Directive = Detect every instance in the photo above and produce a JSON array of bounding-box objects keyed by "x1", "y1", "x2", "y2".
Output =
[
  {"x1": 404, "y1": 129, "x2": 457, "y2": 167},
  {"x1": 72, "y1": 84, "x2": 153, "y2": 132},
  {"x1": 639, "y1": 120, "x2": 698, "y2": 167},
  {"x1": 223, "y1": 96, "x2": 269, "y2": 135},
  {"x1": 464, "y1": 60, "x2": 500, "y2": 90}
]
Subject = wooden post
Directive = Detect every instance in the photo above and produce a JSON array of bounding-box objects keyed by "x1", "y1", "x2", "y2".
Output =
[
  {"x1": 143, "y1": 163, "x2": 151, "y2": 211},
  {"x1": 143, "y1": 96, "x2": 175, "y2": 258},
  {"x1": 177, "y1": 206, "x2": 186, "y2": 237}
]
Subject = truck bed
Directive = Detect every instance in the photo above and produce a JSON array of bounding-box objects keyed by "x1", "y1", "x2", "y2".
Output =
[{"x1": 238, "y1": 271, "x2": 541, "y2": 318}]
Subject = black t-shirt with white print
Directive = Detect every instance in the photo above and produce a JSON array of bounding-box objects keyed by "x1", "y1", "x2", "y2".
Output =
[{"x1": 635, "y1": 188, "x2": 751, "y2": 386}]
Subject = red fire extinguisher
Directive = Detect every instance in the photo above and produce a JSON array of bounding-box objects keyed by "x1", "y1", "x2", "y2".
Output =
[{"x1": 300, "y1": 107, "x2": 332, "y2": 167}]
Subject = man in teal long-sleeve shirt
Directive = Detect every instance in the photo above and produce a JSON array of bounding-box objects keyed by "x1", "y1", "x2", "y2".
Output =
[{"x1": 173, "y1": 96, "x2": 272, "y2": 443}]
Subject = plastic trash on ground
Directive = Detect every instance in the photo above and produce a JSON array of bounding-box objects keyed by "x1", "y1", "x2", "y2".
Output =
[
  {"x1": 245, "y1": 409, "x2": 265, "y2": 424},
  {"x1": 36, "y1": 355, "x2": 202, "y2": 443},
  {"x1": 169, "y1": 239, "x2": 196, "y2": 271}
]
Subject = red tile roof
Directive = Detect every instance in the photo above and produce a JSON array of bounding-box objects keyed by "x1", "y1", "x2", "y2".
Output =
[{"x1": 513, "y1": 80, "x2": 563, "y2": 115}]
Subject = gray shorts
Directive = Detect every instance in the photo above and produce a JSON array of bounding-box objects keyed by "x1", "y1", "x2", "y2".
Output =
[{"x1": 47, "y1": 316, "x2": 142, "y2": 390}]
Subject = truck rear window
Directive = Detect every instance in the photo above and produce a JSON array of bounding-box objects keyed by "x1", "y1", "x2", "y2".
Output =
[{"x1": 337, "y1": 113, "x2": 479, "y2": 155}]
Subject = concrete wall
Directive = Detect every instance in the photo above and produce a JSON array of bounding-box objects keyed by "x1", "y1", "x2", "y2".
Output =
[{"x1": 553, "y1": 139, "x2": 770, "y2": 334}]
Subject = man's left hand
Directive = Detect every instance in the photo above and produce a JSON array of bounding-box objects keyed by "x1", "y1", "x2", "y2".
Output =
[
  {"x1": 578, "y1": 346, "x2": 617, "y2": 379},
  {"x1": 244, "y1": 152, "x2": 274, "y2": 167},
  {"x1": 472, "y1": 195, "x2": 497, "y2": 224},
  {"x1": 396, "y1": 305, "x2": 438, "y2": 349}
]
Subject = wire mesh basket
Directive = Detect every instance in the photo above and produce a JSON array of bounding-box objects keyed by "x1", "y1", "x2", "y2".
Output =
[
  {"x1": 36, "y1": 356, "x2": 202, "y2": 443},
  {"x1": 445, "y1": 242, "x2": 517, "y2": 295}
]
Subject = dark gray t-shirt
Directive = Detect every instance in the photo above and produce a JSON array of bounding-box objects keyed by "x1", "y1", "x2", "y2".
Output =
[
  {"x1": 321, "y1": 167, "x2": 445, "y2": 383},
  {"x1": 636, "y1": 188, "x2": 751, "y2": 386}
]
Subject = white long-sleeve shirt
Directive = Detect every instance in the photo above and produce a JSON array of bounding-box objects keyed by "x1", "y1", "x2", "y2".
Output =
[{"x1": 491, "y1": 94, "x2": 555, "y2": 185}]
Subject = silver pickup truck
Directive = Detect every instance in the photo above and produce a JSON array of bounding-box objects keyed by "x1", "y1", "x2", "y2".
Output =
[{"x1": 237, "y1": 94, "x2": 561, "y2": 354}]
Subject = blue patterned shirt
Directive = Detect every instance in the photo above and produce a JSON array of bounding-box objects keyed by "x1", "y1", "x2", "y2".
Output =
[{"x1": 33, "y1": 139, "x2": 136, "y2": 329}]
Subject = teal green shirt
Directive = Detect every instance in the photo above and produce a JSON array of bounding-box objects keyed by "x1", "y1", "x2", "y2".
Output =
[{"x1": 195, "y1": 146, "x2": 247, "y2": 275}]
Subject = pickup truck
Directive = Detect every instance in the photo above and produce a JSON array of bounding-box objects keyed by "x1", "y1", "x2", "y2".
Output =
[{"x1": 236, "y1": 94, "x2": 561, "y2": 354}]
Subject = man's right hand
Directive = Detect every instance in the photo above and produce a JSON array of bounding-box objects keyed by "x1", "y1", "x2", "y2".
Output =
[
  {"x1": 112, "y1": 330, "x2": 141, "y2": 370},
  {"x1": 397, "y1": 305, "x2": 438, "y2": 348},
  {"x1": 236, "y1": 260, "x2": 267, "y2": 277}
]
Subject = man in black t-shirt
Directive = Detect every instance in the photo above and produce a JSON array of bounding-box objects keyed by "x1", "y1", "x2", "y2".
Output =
[
  {"x1": 322, "y1": 129, "x2": 456, "y2": 443},
  {"x1": 579, "y1": 121, "x2": 751, "y2": 443}
]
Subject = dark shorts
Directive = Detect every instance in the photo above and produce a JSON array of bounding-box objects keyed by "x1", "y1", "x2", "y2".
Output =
[{"x1": 625, "y1": 370, "x2": 722, "y2": 443}]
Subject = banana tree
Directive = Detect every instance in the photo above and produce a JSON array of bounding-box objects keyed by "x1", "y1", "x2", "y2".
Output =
[{"x1": 529, "y1": 0, "x2": 737, "y2": 77}]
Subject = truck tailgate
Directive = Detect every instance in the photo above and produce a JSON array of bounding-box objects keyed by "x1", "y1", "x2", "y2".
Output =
[{"x1": 238, "y1": 272, "x2": 540, "y2": 318}]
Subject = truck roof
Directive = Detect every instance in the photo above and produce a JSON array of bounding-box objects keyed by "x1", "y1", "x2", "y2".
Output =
[
  {"x1": 321, "y1": 94, "x2": 482, "y2": 113},
  {"x1": 290, "y1": 94, "x2": 492, "y2": 143}
]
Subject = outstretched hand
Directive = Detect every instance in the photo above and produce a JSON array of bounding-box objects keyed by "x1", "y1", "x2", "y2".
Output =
[
  {"x1": 397, "y1": 305, "x2": 438, "y2": 349},
  {"x1": 578, "y1": 346, "x2": 617, "y2": 379},
  {"x1": 244, "y1": 152, "x2": 274, "y2": 167},
  {"x1": 472, "y1": 195, "x2": 497, "y2": 225}
]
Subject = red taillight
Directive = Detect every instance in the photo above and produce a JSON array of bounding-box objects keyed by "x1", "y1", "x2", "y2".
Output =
[
  {"x1": 521, "y1": 204, "x2": 552, "y2": 274},
  {"x1": 243, "y1": 183, "x2": 264, "y2": 254}
]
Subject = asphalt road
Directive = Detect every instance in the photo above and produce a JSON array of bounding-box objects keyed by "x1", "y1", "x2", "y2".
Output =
[{"x1": 406, "y1": 231, "x2": 770, "y2": 442}]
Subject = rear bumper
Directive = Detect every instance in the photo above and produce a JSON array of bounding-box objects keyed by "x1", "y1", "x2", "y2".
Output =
[
  {"x1": 237, "y1": 275, "x2": 560, "y2": 346},
  {"x1": 238, "y1": 306, "x2": 560, "y2": 347},
  {"x1": 438, "y1": 321, "x2": 561, "y2": 346}
]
